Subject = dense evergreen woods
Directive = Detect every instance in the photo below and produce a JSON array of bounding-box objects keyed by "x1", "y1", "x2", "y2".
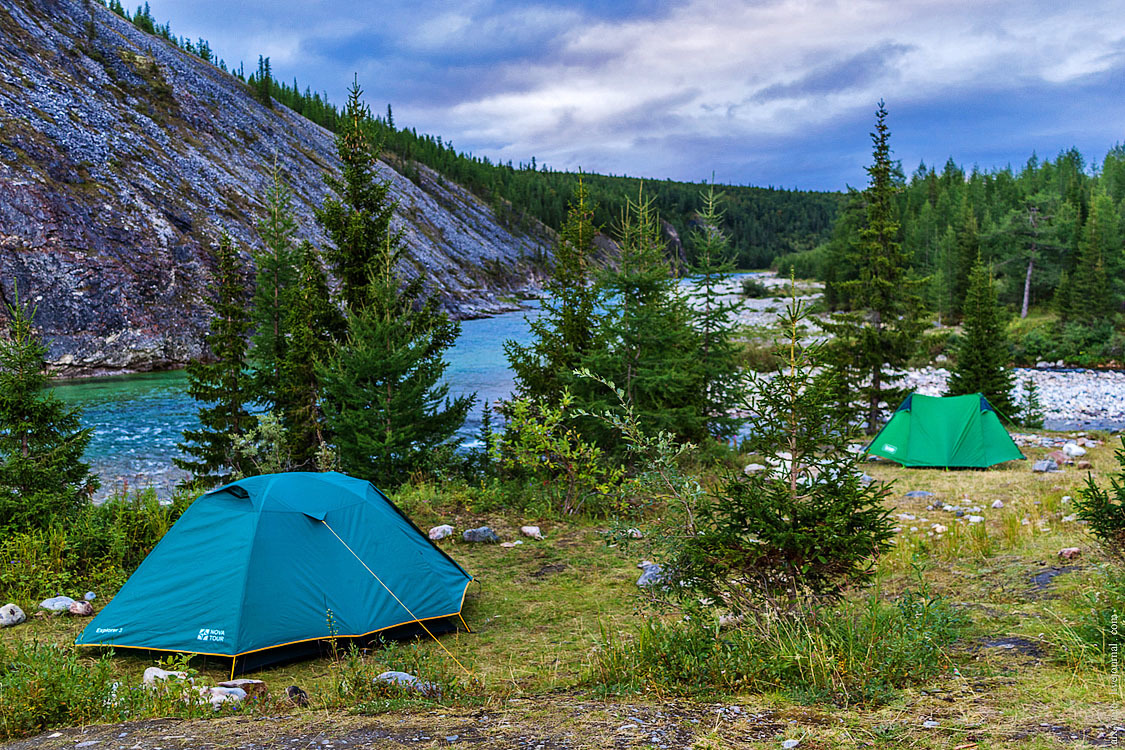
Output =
[{"x1": 785, "y1": 140, "x2": 1125, "y2": 367}]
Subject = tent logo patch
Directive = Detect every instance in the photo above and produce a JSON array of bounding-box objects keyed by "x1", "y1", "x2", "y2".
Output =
[
  {"x1": 197, "y1": 628, "x2": 226, "y2": 643},
  {"x1": 882, "y1": 444, "x2": 898, "y2": 454},
  {"x1": 95, "y1": 627, "x2": 123, "y2": 635}
]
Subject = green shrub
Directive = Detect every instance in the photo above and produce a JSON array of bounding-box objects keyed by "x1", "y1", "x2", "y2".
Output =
[
  {"x1": 494, "y1": 392, "x2": 625, "y2": 518},
  {"x1": 587, "y1": 589, "x2": 966, "y2": 705},
  {"x1": 0, "y1": 642, "x2": 277, "y2": 740},
  {"x1": 772, "y1": 244, "x2": 829, "y2": 280},
  {"x1": 1075, "y1": 436, "x2": 1125, "y2": 562},
  {"x1": 1013, "y1": 320, "x2": 1125, "y2": 366},
  {"x1": 0, "y1": 487, "x2": 194, "y2": 604},
  {"x1": 740, "y1": 277, "x2": 770, "y2": 298},
  {"x1": 0, "y1": 641, "x2": 121, "y2": 739}
]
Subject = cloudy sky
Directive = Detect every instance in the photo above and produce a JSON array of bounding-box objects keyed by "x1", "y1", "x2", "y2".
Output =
[{"x1": 151, "y1": 0, "x2": 1125, "y2": 191}]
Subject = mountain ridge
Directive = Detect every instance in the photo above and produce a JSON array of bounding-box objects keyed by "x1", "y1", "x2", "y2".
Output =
[{"x1": 0, "y1": 0, "x2": 553, "y2": 376}]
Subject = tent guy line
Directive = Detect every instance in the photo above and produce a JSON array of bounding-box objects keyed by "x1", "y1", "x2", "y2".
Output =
[{"x1": 319, "y1": 519, "x2": 474, "y2": 677}]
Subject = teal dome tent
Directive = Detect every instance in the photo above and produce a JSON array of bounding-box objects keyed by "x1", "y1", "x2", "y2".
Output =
[
  {"x1": 866, "y1": 392, "x2": 1024, "y2": 469},
  {"x1": 75, "y1": 472, "x2": 472, "y2": 674}
]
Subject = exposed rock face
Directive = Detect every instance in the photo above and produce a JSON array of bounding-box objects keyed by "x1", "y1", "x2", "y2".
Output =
[{"x1": 0, "y1": 0, "x2": 552, "y2": 376}]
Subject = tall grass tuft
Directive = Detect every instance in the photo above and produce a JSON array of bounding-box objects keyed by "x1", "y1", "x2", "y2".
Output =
[
  {"x1": 328, "y1": 642, "x2": 488, "y2": 714},
  {"x1": 587, "y1": 589, "x2": 967, "y2": 706}
]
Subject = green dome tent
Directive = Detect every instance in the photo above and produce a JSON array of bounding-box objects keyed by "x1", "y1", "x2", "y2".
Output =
[
  {"x1": 76, "y1": 472, "x2": 472, "y2": 673},
  {"x1": 866, "y1": 392, "x2": 1024, "y2": 468}
]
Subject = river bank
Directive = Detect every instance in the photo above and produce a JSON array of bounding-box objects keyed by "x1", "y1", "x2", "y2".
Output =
[{"x1": 52, "y1": 272, "x2": 1125, "y2": 500}]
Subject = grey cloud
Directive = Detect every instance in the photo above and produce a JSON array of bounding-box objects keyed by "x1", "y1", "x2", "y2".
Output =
[{"x1": 752, "y1": 42, "x2": 913, "y2": 103}]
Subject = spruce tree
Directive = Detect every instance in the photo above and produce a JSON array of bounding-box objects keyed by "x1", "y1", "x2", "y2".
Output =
[
  {"x1": 249, "y1": 160, "x2": 299, "y2": 411},
  {"x1": 688, "y1": 184, "x2": 745, "y2": 439},
  {"x1": 0, "y1": 290, "x2": 97, "y2": 532},
  {"x1": 580, "y1": 188, "x2": 706, "y2": 444},
  {"x1": 316, "y1": 79, "x2": 398, "y2": 312},
  {"x1": 820, "y1": 101, "x2": 926, "y2": 433},
  {"x1": 316, "y1": 81, "x2": 472, "y2": 487},
  {"x1": 1016, "y1": 377, "x2": 1045, "y2": 429},
  {"x1": 951, "y1": 199, "x2": 980, "y2": 319},
  {"x1": 253, "y1": 55, "x2": 273, "y2": 108},
  {"x1": 635, "y1": 294, "x2": 894, "y2": 611},
  {"x1": 1066, "y1": 192, "x2": 1114, "y2": 323},
  {"x1": 947, "y1": 256, "x2": 1014, "y2": 416},
  {"x1": 505, "y1": 175, "x2": 601, "y2": 403},
  {"x1": 175, "y1": 233, "x2": 256, "y2": 487},
  {"x1": 318, "y1": 239, "x2": 473, "y2": 487},
  {"x1": 276, "y1": 242, "x2": 343, "y2": 469}
]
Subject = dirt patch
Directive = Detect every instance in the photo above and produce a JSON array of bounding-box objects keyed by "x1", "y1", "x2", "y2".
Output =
[
  {"x1": 1030, "y1": 564, "x2": 1078, "y2": 592},
  {"x1": 1008, "y1": 722, "x2": 1124, "y2": 746},
  {"x1": 530, "y1": 563, "x2": 569, "y2": 579},
  {"x1": 977, "y1": 636, "x2": 1045, "y2": 658},
  {"x1": 3, "y1": 699, "x2": 790, "y2": 750}
]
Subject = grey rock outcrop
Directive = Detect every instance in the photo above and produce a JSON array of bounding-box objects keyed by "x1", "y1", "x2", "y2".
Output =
[{"x1": 0, "y1": 0, "x2": 553, "y2": 376}]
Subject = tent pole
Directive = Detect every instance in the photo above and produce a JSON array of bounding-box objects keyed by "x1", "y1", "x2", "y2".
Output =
[
  {"x1": 230, "y1": 656, "x2": 237, "y2": 681},
  {"x1": 458, "y1": 614, "x2": 471, "y2": 633}
]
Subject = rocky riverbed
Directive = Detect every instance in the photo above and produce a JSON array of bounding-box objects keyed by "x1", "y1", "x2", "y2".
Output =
[
  {"x1": 721, "y1": 272, "x2": 1125, "y2": 432},
  {"x1": 901, "y1": 366, "x2": 1125, "y2": 432}
]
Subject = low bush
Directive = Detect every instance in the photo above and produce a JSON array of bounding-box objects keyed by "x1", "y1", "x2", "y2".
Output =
[
  {"x1": 1012, "y1": 319, "x2": 1125, "y2": 367},
  {"x1": 493, "y1": 393, "x2": 625, "y2": 518},
  {"x1": 587, "y1": 589, "x2": 967, "y2": 706},
  {"x1": 740, "y1": 277, "x2": 771, "y2": 298},
  {"x1": 772, "y1": 244, "x2": 829, "y2": 280},
  {"x1": 1074, "y1": 436, "x2": 1125, "y2": 561},
  {"x1": 0, "y1": 487, "x2": 194, "y2": 605},
  {"x1": 0, "y1": 641, "x2": 121, "y2": 739}
]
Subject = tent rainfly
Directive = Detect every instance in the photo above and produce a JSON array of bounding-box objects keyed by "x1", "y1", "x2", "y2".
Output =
[
  {"x1": 866, "y1": 392, "x2": 1024, "y2": 468},
  {"x1": 75, "y1": 472, "x2": 472, "y2": 674}
]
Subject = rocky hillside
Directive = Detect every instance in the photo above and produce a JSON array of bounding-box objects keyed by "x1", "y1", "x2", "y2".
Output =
[{"x1": 0, "y1": 0, "x2": 553, "y2": 376}]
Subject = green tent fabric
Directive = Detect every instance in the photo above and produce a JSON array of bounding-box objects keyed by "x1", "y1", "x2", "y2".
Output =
[
  {"x1": 866, "y1": 393, "x2": 1024, "y2": 468},
  {"x1": 75, "y1": 472, "x2": 472, "y2": 670}
]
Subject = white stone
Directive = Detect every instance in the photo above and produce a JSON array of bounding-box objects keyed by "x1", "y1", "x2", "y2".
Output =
[
  {"x1": 39, "y1": 596, "x2": 75, "y2": 612},
  {"x1": 0, "y1": 603, "x2": 26, "y2": 627},
  {"x1": 520, "y1": 525, "x2": 543, "y2": 540},
  {"x1": 143, "y1": 667, "x2": 189, "y2": 686},
  {"x1": 991, "y1": 500, "x2": 1004, "y2": 509},
  {"x1": 1063, "y1": 443, "x2": 1086, "y2": 457},
  {"x1": 428, "y1": 524, "x2": 454, "y2": 541},
  {"x1": 968, "y1": 515, "x2": 984, "y2": 524},
  {"x1": 195, "y1": 685, "x2": 247, "y2": 708},
  {"x1": 782, "y1": 740, "x2": 801, "y2": 749},
  {"x1": 931, "y1": 524, "x2": 948, "y2": 534},
  {"x1": 375, "y1": 671, "x2": 440, "y2": 697}
]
